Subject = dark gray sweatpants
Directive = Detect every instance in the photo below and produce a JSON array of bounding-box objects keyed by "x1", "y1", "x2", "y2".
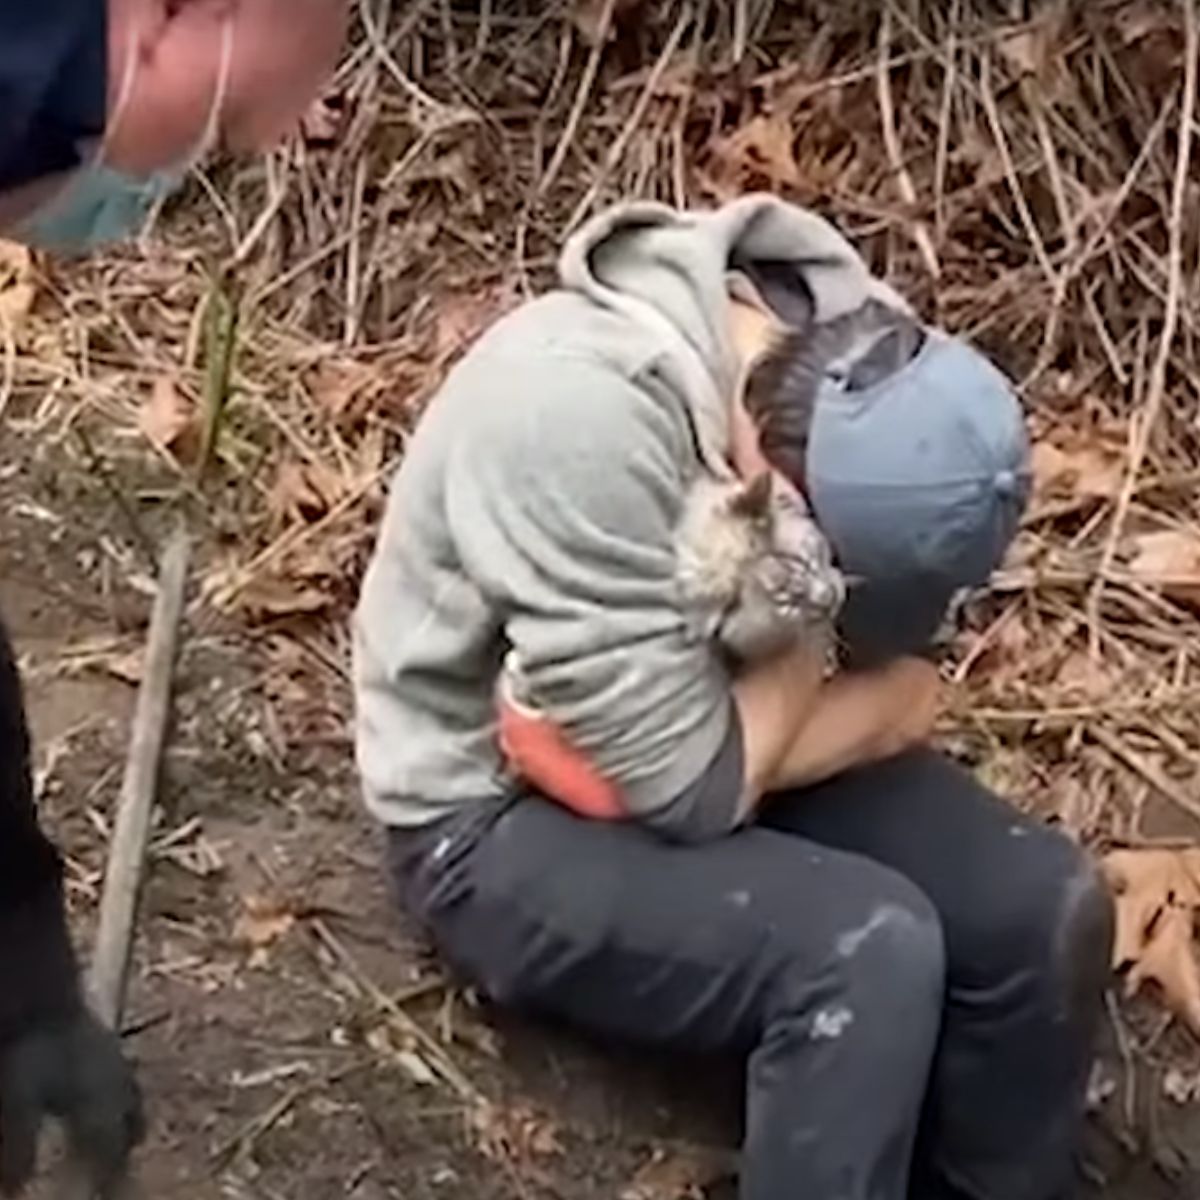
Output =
[{"x1": 387, "y1": 750, "x2": 1114, "y2": 1200}]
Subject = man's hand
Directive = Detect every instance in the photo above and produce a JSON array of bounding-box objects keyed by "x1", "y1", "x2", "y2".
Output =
[
  {"x1": 767, "y1": 655, "x2": 942, "y2": 795},
  {"x1": 874, "y1": 656, "x2": 941, "y2": 758},
  {"x1": 733, "y1": 636, "x2": 828, "y2": 809},
  {"x1": 105, "y1": 0, "x2": 351, "y2": 174},
  {"x1": 0, "y1": 1010, "x2": 144, "y2": 1198},
  {"x1": 736, "y1": 651, "x2": 942, "y2": 815}
]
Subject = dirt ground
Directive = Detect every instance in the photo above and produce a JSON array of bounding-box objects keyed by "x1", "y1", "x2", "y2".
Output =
[{"x1": 4, "y1": 422, "x2": 1199, "y2": 1199}]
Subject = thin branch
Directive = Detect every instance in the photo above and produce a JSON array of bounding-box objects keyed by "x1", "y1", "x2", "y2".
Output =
[
  {"x1": 1088, "y1": 0, "x2": 1198, "y2": 642},
  {"x1": 877, "y1": 10, "x2": 940, "y2": 280},
  {"x1": 1090, "y1": 724, "x2": 1200, "y2": 828},
  {"x1": 565, "y1": 4, "x2": 693, "y2": 234},
  {"x1": 537, "y1": 0, "x2": 617, "y2": 199}
]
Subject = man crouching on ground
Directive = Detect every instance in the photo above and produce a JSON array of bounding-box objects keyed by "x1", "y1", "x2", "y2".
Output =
[{"x1": 353, "y1": 196, "x2": 1116, "y2": 1200}]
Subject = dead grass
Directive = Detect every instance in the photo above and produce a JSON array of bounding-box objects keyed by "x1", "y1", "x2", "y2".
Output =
[{"x1": 3, "y1": 0, "x2": 1200, "y2": 1057}]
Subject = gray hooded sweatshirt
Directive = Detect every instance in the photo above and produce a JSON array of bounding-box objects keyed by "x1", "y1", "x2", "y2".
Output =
[{"x1": 353, "y1": 195, "x2": 905, "y2": 836}]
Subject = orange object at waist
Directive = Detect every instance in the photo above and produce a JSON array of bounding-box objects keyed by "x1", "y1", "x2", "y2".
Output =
[{"x1": 495, "y1": 670, "x2": 626, "y2": 823}]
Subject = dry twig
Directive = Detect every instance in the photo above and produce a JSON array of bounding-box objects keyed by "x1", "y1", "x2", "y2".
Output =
[
  {"x1": 877, "y1": 10, "x2": 941, "y2": 280},
  {"x1": 1089, "y1": 0, "x2": 1198, "y2": 640}
]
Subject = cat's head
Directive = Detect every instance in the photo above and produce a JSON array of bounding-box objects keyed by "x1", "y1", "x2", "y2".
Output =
[{"x1": 733, "y1": 472, "x2": 848, "y2": 621}]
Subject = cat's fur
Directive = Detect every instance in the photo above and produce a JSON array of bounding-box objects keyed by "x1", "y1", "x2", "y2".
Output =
[{"x1": 675, "y1": 472, "x2": 844, "y2": 664}]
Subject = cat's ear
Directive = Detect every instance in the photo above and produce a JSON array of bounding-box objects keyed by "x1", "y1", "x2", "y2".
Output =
[{"x1": 728, "y1": 471, "x2": 773, "y2": 518}]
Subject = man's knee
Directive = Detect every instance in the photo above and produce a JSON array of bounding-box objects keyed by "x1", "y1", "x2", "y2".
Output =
[
  {"x1": 972, "y1": 824, "x2": 1114, "y2": 1008},
  {"x1": 777, "y1": 874, "x2": 946, "y2": 1033},
  {"x1": 1052, "y1": 849, "x2": 1115, "y2": 1022},
  {"x1": 841, "y1": 891, "x2": 946, "y2": 1013}
]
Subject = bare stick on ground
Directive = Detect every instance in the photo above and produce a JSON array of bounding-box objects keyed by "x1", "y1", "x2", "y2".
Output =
[{"x1": 89, "y1": 521, "x2": 192, "y2": 1028}]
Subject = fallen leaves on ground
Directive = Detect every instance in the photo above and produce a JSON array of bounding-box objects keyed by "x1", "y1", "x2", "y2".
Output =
[
  {"x1": 54, "y1": 635, "x2": 145, "y2": 686},
  {"x1": 996, "y1": 7, "x2": 1074, "y2": 101},
  {"x1": 300, "y1": 90, "x2": 348, "y2": 146},
  {"x1": 570, "y1": 0, "x2": 648, "y2": 44},
  {"x1": 620, "y1": 1144, "x2": 737, "y2": 1200},
  {"x1": 0, "y1": 239, "x2": 36, "y2": 333},
  {"x1": 1056, "y1": 649, "x2": 1116, "y2": 702},
  {"x1": 365, "y1": 1025, "x2": 441, "y2": 1088},
  {"x1": 232, "y1": 578, "x2": 334, "y2": 622},
  {"x1": 434, "y1": 286, "x2": 518, "y2": 367},
  {"x1": 1127, "y1": 529, "x2": 1200, "y2": 609},
  {"x1": 308, "y1": 357, "x2": 389, "y2": 425},
  {"x1": 140, "y1": 375, "x2": 195, "y2": 456},
  {"x1": 707, "y1": 113, "x2": 803, "y2": 192},
  {"x1": 234, "y1": 893, "x2": 300, "y2": 966},
  {"x1": 471, "y1": 1100, "x2": 563, "y2": 1168},
  {"x1": 203, "y1": 557, "x2": 336, "y2": 624},
  {"x1": 268, "y1": 460, "x2": 346, "y2": 529},
  {"x1": 1163, "y1": 1066, "x2": 1200, "y2": 1105},
  {"x1": 1029, "y1": 432, "x2": 1125, "y2": 510},
  {"x1": 1102, "y1": 848, "x2": 1200, "y2": 1035}
]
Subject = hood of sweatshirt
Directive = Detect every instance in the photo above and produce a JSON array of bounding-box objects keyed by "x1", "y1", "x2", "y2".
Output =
[{"x1": 557, "y1": 194, "x2": 911, "y2": 478}]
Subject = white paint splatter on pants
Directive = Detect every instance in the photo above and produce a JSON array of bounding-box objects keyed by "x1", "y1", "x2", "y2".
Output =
[{"x1": 811, "y1": 1006, "x2": 855, "y2": 1040}]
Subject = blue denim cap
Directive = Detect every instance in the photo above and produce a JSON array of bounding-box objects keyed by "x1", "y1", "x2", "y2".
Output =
[{"x1": 806, "y1": 329, "x2": 1031, "y2": 664}]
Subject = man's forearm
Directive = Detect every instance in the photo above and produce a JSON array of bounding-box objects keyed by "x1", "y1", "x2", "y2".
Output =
[
  {"x1": 732, "y1": 639, "x2": 827, "y2": 808},
  {"x1": 736, "y1": 655, "x2": 941, "y2": 816},
  {"x1": 765, "y1": 666, "x2": 933, "y2": 791}
]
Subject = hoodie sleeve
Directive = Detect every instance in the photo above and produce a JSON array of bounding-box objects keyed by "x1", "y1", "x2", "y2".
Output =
[
  {"x1": 444, "y1": 355, "x2": 741, "y2": 839},
  {"x1": 0, "y1": 0, "x2": 107, "y2": 193}
]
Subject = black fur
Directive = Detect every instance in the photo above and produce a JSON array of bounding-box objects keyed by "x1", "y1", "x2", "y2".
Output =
[
  {"x1": 0, "y1": 613, "x2": 81, "y2": 1048},
  {"x1": 0, "y1": 611, "x2": 145, "y2": 1199}
]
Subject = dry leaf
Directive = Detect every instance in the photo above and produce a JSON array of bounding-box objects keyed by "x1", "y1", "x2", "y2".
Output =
[
  {"x1": 471, "y1": 1101, "x2": 563, "y2": 1167},
  {"x1": 269, "y1": 460, "x2": 345, "y2": 529},
  {"x1": 301, "y1": 90, "x2": 347, "y2": 145},
  {"x1": 1127, "y1": 904, "x2": 1200, "y2": 1035},
  {"x1": 1112, "y1": 0, "x2": 1175, "y2": 46},
  {"x1": 365, "y1": 1026, "x2": 440, "y2": 1086},
  {"x1": 571, "y1": 0, "x2": 647, "y2": 45},
  {"x1": 1104, "y1": 849, "x2": 1200, "y2": 966},
  {"x1": 230, "y1": 577, "x2": 333, "y2": 623},
  {"x1": 140, "y1": 376, "x2": 194, "y2": 453},
  {"x1": 234, "y1": 894, "x2": 297, "y2": 947},
  {"x1": 1127, "y1": 530, "x2": 1200, "y2": 608},
  {"x1": 1056, "y1": 650, "x2": 1113, "y2": 702},
  {"x1": 309, "y1": 358, "x2": 384, "y2": 422},
  {"x1": 998, "y1": 28, "x2": 1043, "y2": 78},
  {"x1": 710, "y1": 114, "x2": 802, "y2": 191},
  {"x1": 234, "y1": 893, "x2": 298, "y2": 964},
  {"x1": 0, "y1": 239, "x2": 36, "y2": 332},
  {"x1": 95, "y1": 648, "x2": 145, "y2": 687},
  {"x1": 56, "y1": 635, "x2": 145, "y2": 685},
  {"x1": 621, "y1": 1145, "x2": 736, "y2": 1200},
  {"x1": 1110, "y1": 0, "x2": 1185, "y2": 84},
  {"x1": 1102, "y1": 848, "x2": 1200, "y2": 1035},
  {"x1": 1088, "y1": 1062, "x2": 1118, "y2": 1110},
  {"x1": 1030, "y1": 436, "x2": 1124, "y2": 506},
  {"x1": 996, "y1": 8, "x2": 1072, "y2": 99},
  {"x1": 962, "y1": 608, "x2": 1032, "y2": 688},
  {"x1": 434, "y1": 286, "x2": 518, "y2": 365},
  {"x1": 1163, "y1": 1066, "x2": 1200, "y2": 1105}
]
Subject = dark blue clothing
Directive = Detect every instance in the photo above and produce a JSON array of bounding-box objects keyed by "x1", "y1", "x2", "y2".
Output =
[{"x1": 0, "y1": 0, "x2": 107, "y2": 192}]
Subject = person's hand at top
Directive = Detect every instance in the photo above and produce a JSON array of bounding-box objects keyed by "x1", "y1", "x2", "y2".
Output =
[
  {"x1": 1, "y1": 0, "x2": 351, "y2": 249},
  {"x1": 104, "y1": 0, "x2": 351, "y2": 174}
]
